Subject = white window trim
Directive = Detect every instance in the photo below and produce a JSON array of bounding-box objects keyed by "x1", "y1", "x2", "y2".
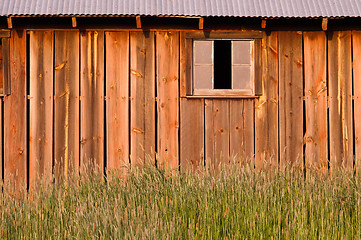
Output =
[{"x1": 192, "y1": 39, "x2": 256, "y2": 97}]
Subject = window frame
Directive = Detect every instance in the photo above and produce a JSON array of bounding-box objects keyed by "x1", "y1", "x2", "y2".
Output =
[
  {"x1": 0, "y1": 30, "x2": 11, "y2": 96},
  {"x1": 184, "y1": 31, "x2": 262, "y2": 98}
]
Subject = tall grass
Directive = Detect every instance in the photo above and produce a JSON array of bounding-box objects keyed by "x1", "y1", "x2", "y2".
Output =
[{"x1": 1, "y1": 159, "x2": 361, "y2": 239}]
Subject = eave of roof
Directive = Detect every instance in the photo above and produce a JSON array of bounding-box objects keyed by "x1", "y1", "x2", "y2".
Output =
[{"x1": 1, "y1": 0, "x2": 361, "y2": 18}]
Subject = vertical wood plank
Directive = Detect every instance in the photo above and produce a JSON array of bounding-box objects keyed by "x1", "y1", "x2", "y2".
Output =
[
  {"x1": 29, "y1": 30, "x2": 54, "y2": 187},
  {"x1": 205, "y1": 99, "x2": 214, "y2": 171},
  {"x1": 328, "y1": 31, "x2": 353, "y2": 170},
  {"x1": 180, "y1": 98, "x2": 204, "y2": 172},
  {"x1": 54, "y1": 31, "x2": 80, "y2": 182},
  {"x1": 230, "y1": 99, "x2": 254, "y2": 162},
  {"x1": 255, "y1": 32, "x2": 279, "y2": 169},
  {"x1": 303, "y1": 32, "x2": 328, "y2": 171},
  {"x1": 4, "y1": 30, "x2": 27, "y2": 193},
  {"x1": 130, "y1": 31, "x2": 155, "y2": 168},
  {"x1": 80, "y1": 31, "x2": 105, "y2": 173},
  {"x1": 205, "y1": 99, "x2": 230, "y2": 173},
  {"x1": 0, "y1": 101, "x2": 2, "y2": 181},
  {"x1": 105, "y1": 31, "x2": 129, "y2": 173},
  {"x1": 2, "y1": 38, "x2": 11, "y2": 95},
  {"x1": 0, "y1": 42, "x2": 2, "y2": 93},
  {"x1": 353, "y1": 31, "x2": 361, "y2": 173},
  {"x1": 214, "y1": 100, "x2": 230, "y2": 170},
  {"x1": 278, "y1": 31, "x2": 304, "y2": 168},
  {"x1": 254, "y1": 39, "x2": 262, "y2": 96},
  {"x1": 156, "y1": 31, "x2": 179, "y2": 170},
  {"x1": 180, "y1": 32, "x2": 193, "y2": 97}
]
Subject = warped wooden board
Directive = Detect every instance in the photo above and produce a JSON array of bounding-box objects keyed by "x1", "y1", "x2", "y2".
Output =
[
  {"x1": 130, "y1": 31, "x2": 155, "y2": 168},
  {"x1": 180, "y1": 98, "x2": 204, "y2": 172},
  {"x1": 4, "y1": 30, "x2": 27, "y2": 193},
  {"x1": 179, "y1": 31, "x2": 193, "y2": 97},
  {"x1": 328, "y1": 31, "x2": 353, "y2": 171},
  {"x1": 156, "y1": 31, "x2": 179, "y2": 170},
  {"x1": 230, "y1": 99, "x2": 254, "y2": 163},
  {"x1": 80, "y1": 31, "x2": 105, "y2": 174},
  {"x1": 205, "y1": 99, "x2": 230, "y2": 173},
  {"x1": 352, "y1": 31, "x2": 361, "y2": 174},
  {"x1": 29, "y1": 30, "x2": 54, "y2": 188},
  {"x1": 278, "y1": 31, "x2": 304, "y2": 168},
  {"x1": 303, "y1": 32, "x2": 328, "y2": 171},
  {"x1": 105, "y1": 31, "x2": 129, "y2": 174},
  {"x1": 255, "y1": 32, "x2": 278, "y2": 169},
  {"x1": 54, "y1": 31, "x2": 80, "y2": 182}
]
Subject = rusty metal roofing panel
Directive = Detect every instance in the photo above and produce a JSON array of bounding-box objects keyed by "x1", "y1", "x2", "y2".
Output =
[{"x1": 1, "y1": 0, "x2": 361, "y2": 18}]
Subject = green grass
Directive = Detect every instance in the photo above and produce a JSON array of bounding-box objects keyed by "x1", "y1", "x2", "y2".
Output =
[{"x1": 1, "y1": 160, "x2": 361, "y2": 239}]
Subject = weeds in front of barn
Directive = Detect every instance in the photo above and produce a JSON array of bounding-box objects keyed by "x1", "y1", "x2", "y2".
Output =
[{"x1": 1, "y1": 157, "x2": 361, "y2": 239}]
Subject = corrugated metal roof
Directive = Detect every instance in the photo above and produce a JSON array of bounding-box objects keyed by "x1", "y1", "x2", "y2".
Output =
[{"x1": 1, "y1": 0, "x2": 361, "y2": 18}]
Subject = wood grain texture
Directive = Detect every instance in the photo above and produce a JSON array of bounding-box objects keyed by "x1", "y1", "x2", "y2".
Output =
[
  {"x1": 328, "y1": 31, "x2": 353, "y2": 170},
  {"x1": 278, "y1": 31, "x2": 304, "y2": 167},
  {"x1": 254, "y1": 39, "x2": 262, "y2": 96},
  {"x1": 205, "y1": 99, "x2": 230, "y2": 173},
  {"x1": 255, "y1": 32, "x2": 279, "y2": 169},
  {"x1": 185, "y1": 31, "x2": 263, "y2": 39},
  {"x1": 180, "y1": 32, "x2": 193, "y2": 97},
  {"x1": 54, "y1": 31, "x2": 80, "y2": 182},
  {"x1": 0, "y1": 43, "x2": 2, "y2": 93},
  {"x1": 156, "y1": 31, "x2": 179, "y2": 170},
  {"x1": 105, "y1": 31, "x2": 129, "y2": 173},
  {"x1": 80, "y1": 31, "x2": 105, "y2": 174},
  {"x1": 29, "y1": 30, "x2": 54, "y2": 188},
  {"x1": 303, "y1": 32, "x2": 328, "y2": 171},
  {"x1": 2, "y1": 38, "x2": 11, "y2": 95},
  {"x1": 130, "y1": 31, "x2": 155, "y2": 168},
  {"x1": 230, "y1": 99, "x2": 254, "y2": 162},
  {"x1": 353, "y1": 31, "x2": 361, "y2": 173},
  {"x1": 205, "y1": 99, "x2": 214, "y2": 171},
  {"x1": 180, "y1": 98, "x2": 204, "y2": 172},
  {"x1": 4, "y1": 30, "x2": 27, "y2": 193},
  {"x1": 0, "y1": 100, "x2": 2, "y2": 180}
]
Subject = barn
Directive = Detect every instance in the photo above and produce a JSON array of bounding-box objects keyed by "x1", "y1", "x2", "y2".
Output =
[{"x1": 0, "y1": 0, "x2": 361, "y2": 190}]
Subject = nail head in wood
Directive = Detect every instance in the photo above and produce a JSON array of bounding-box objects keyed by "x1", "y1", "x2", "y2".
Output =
[
  {"x1": 322, "y1": 18, "x2": 328, "y2": 31},
  {"x1": 7, "y1": 17, "x2": 12, "y2": 29},
  {"x1": 136, "y1": 16, "x2": 142, "y2": 29},
  {"x1": 72, "y1": 17, "x2": 77, "y2": 28},
  {"x1": 199, "y1": 18, "x2": 204, "y2": 30},
  {"x1": 261, "y1": 19, "x2": 267, "y2": 29}
]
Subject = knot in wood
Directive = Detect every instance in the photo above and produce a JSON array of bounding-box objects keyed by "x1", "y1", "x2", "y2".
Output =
[{"x1": 18, "y1": 148, "x2": 24, "y2": 155}]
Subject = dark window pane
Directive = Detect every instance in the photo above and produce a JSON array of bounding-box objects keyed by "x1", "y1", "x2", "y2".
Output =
[{"x1": 214, "y1": 40, "x2": 231, "y2": 89}]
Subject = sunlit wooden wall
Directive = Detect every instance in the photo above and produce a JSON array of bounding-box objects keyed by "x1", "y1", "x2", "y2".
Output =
[{"x1": 1, "y1": 29, "x2": 361, "y2": 191}]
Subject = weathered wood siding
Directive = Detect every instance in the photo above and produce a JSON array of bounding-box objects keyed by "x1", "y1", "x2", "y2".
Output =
[{"x1": 2, "y1": 29, "x2": 361, "y2": 189}]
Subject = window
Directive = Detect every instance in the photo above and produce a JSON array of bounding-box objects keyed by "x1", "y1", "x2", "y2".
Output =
[
  {"x1": 0, "y1": 30, "x2": 11, "y2": 96},
  {"x1": 185, "y1": 31, "x2": 262, "y2": 97}
]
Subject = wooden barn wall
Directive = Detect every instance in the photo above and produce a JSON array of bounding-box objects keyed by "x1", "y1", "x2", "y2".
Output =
[{"x1": 2, "y1": 29, "x2": 361, "y2": 190}]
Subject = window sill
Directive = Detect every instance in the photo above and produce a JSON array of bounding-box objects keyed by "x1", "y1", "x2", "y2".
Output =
[{"x1": 183, "y1": 95, "x2": 260, "y2": 99}]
